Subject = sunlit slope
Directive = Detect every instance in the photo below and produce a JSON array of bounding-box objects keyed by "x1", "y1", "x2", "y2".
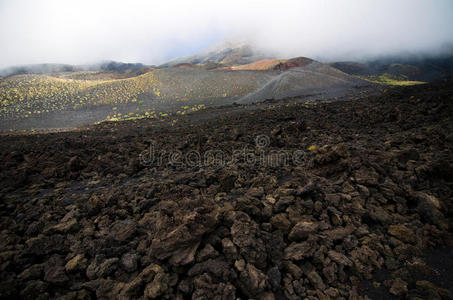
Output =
[
  {"x1": 0, "y1": 69, "x2": 272, "y2": 119},
  {"x1": 219, "y1": 57, "x2": 314, "y2": 71},
  {"x1": 222, "y1": 59, "x2": 286, "y2": 71}
]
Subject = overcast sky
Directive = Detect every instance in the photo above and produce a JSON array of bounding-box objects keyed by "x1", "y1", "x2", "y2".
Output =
[{"x1": 1, "y1": 0, "x2": 453, "y2": 68}]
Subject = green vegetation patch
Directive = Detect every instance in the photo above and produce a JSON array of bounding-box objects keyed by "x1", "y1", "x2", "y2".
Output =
[{"x1": 357, "y1": 73, "x2": 426, "y2": 86}]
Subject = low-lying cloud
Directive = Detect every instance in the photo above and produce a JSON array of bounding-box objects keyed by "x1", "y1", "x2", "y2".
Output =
[{"x1": 1, "y1": 0, "x2": 452, "y2": 68}]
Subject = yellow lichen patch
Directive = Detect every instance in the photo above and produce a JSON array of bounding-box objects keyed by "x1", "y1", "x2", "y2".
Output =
[
  {"x1": 307, "y1": 145, "x2": 317, "y2": 152},
  {"x1": 0, "y1": 71, "x2": 161, "y2": 119},
  {"x1": 357, "y1": 74, "x2": 426, "y2": 86}
]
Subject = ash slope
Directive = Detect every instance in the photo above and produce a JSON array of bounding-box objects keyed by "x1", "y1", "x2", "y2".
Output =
[
  {"x1": 236, "y1": 61, "x2": 368, "y2": 104},
  {"x1": 0, "y1": 82, "x2": 452, "y2": 299},
  {"x1": 0, "y1": 58, "x2": 372, "y2": 131}
]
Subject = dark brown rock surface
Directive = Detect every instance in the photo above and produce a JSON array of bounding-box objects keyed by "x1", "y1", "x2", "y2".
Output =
[{"x1": 0, "y1": 82, "x2": 452, "y2": 299}]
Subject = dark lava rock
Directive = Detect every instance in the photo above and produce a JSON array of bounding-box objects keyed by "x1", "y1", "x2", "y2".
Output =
[
  {"x1": 150, "y1": 201, "x2": 219, "y2": 266},
  {"x1": 1, "y1": 82, "x2": 453, "y2": 299},
  {"x1": 288, "y1": 221, "x2": 319, "y2": 241},
  {"x1": 44, "y1": 255, "x2": 69, "y2": 284}
]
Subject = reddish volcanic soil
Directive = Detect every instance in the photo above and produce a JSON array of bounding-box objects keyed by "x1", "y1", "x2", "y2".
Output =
[{"x1": 221, "y1": 57, "x2": 314, "y2": 72}]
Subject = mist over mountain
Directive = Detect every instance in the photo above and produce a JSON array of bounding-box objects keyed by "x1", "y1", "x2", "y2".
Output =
[
  {"x1": 331, "y1": 54, "x2": 453, "y2": 82},
  {"x1": 0, "y1": 61, "x2": 148, "y2": 78},
  {"x1": 1, "y1": 0, "x2": 453, "y2": 68},
  {"x1": 160, "y1": 42, "x2": 272, "y2": 67},
  {"x1": 3, "y1": 41, "x2": 452, "y2": 82}
]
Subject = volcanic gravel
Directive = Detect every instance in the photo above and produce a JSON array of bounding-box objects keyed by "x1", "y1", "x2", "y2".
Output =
[{"x1": 0, "y1": 81, "x2": 452, "y2": 299}]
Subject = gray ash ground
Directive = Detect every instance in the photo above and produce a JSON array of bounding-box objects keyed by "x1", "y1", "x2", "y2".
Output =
[{"x1": 0, "y1": 81, "x2": 452, "y2": 299}]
